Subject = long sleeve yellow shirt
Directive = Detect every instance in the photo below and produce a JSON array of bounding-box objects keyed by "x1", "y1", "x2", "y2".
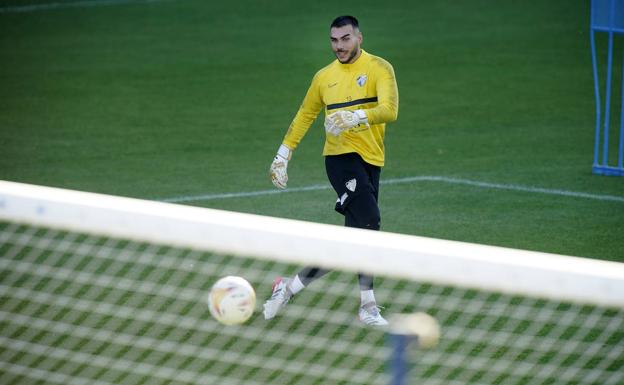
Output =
[{"x1": 282, "y1": 50, "x2": 399, "y2": 167}]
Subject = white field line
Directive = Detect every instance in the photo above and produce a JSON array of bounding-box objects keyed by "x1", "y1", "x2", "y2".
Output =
[
  {"x1": 0, "y1": 0, "x2": 166, "y2": 13},
  {"x1": 161, "y1": 175, "x2": 624, "y2": 204},
  {"x1": 162, "y1": 183, "x2": 330, "y2": 203}
]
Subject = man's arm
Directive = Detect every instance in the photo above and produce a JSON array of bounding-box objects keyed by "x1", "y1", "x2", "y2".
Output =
[
  {"x1": 270, "y1": 73, "x2": 324, "y2": 189},
  {"x1": 282, "y1": 73, "x2": 325, "y2": 150},
  {"x1": 363, "y1": 59, "x2": 398, "y2": 124}
]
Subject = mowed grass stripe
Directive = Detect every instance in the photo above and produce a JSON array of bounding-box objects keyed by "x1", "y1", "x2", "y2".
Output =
[
  {"x1": 0, "y1": 0, "x2": 169, "y2": 13},
  {"x1": 161, "y1": 176, "x2": 624, "y2": 203}
]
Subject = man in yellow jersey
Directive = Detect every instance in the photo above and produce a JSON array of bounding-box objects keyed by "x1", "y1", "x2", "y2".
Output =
[{"x1": 264, "y1": 15, "x2": 398, "y2": 326}]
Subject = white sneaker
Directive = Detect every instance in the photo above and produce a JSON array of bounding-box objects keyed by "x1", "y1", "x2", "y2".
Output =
[
  {"x1": 263, "y1": 277, "x2": 292, "y2": 319},
  {"x1": 358, "y1": 302, "x2": 388, "y2": 326}
]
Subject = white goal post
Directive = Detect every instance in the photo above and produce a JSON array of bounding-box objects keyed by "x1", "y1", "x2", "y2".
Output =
[{"x1": 1, "y1": 180, "x2": 623, "y2": 307}]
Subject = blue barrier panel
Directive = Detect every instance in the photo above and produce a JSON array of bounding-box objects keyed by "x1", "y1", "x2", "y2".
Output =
[{"x1": 591, "y1": 0, "x2": 624, "y2": 176}]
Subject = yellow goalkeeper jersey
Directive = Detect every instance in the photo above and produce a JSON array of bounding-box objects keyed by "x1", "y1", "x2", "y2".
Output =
[{"x1": 282, "y1": 49, "x2": 399, "y2": 167}]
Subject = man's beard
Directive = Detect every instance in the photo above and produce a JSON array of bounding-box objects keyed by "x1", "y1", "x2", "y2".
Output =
[{"x1": 336, "y1": 45, "x2": 360, "y2": 64}]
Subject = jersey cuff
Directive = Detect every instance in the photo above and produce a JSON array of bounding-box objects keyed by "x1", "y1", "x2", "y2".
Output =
[
  {"x1": 354, "y1": 109, "x2": 368, "y2": 124},
  {"x1": 277, "y1": 144, "x2": 292, "y2": 160}
]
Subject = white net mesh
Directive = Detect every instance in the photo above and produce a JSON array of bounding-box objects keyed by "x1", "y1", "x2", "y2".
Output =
[{"x1": 1, "y1": 181, "x2": 623, "y2": 385}]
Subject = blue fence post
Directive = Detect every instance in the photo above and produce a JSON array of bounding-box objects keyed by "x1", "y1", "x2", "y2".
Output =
[
  {"x1": 388, "y1": 333, "x2": 414, "y2": 385},
  {"x1": 386, "y1": 312, "x2": 440, "y2": 385},
  {"x1": 590, "y1": 0, "x2": 624, "y2": 176},
  {"x1": 619, "y1": 49, "x2": 624, "y2": 169}
]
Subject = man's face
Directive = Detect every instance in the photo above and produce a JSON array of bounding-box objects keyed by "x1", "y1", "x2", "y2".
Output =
[{"x1": 330, "y1": 25, "x2": 362, "y2": 64}]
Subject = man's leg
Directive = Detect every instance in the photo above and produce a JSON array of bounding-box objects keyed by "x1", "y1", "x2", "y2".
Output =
[
  {"x1": 344, "y1": 190, "x2": 379, "y2": 290},
  {"x1": 342, "y1": 189, "x2": 387, "y2": 325},
  {"x1": 265, "y1": 154, "x2": 386, "y2": 324},
  {"x1": 298, "y1": 267, "x2": 330, "y2": 285},
  {"x1": 326, "y1": 155, "x2": 386, "y2": 325}
]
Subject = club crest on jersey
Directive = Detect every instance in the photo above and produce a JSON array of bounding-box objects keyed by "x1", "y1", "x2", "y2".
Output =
[
  {"x1": 356, "y1": 74, "x2": 367, "y2": 87},
  {"x1": 345, "y1": 178, "x2": 357, "y2": 192}
]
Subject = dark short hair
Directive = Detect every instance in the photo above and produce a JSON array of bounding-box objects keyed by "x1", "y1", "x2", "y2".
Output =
[{"x1": 330, "y1": 15, "x2": 359, "y2": 30}]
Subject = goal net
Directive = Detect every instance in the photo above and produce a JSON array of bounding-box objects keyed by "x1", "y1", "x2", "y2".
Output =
[{"x1": 1, "y1": 180, "x2": 623, "y2": 385}]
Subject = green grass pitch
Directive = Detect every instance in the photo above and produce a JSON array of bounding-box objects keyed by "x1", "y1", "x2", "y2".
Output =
[
  {"x1": 1, "y1": 1, "x2": 624, "y2": 384},
  {"x1": 0, "y1": 0, "x2": 622, "y2": 260},
  {"x1": 1, "y1": 0, "x2": 622, "y2": 261}
]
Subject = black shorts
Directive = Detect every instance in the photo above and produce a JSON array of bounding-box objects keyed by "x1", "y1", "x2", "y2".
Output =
[{"x1": 325, "y1": 153, "x2": 381, "y2": 229}]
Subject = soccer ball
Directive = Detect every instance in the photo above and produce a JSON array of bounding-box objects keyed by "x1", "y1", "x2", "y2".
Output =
[{"x1": 207, "y1": 276, "x2": 256, "y2": 325}]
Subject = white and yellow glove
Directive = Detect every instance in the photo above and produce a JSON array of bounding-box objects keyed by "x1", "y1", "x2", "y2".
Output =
[
  {"x1": 269, "y1": 144, "x2": 292, "y2": 189},
  {"x1": 324, "y1": 109, "x2": 368, "y2": 136}
]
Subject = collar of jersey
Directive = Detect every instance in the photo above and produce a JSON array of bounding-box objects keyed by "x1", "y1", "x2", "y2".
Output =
[{"x1": 336, "y1": 49, "x2": 369, "y2": 71}]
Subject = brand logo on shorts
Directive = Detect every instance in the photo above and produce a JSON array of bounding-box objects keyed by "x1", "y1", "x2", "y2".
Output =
[
  {"x1": 345, "y1": 178, "x2": 357, "y2": 192},
  {"x1": 356, "y1": 74, "x2": 367, "y2": 87},
  {"x1": 338, "y1": 192, "x2": 348, "y2": 206}
]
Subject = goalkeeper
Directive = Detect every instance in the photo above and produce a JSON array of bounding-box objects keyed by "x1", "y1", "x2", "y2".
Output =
[{"x1": 264, "y1": 15, "x2": 399, "y2": 326}]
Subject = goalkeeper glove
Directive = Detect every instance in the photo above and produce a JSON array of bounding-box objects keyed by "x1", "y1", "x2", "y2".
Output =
[
  {"x1": 324, "y1": 109, "x2": 368, "y2": 136},
  {"x1": 270, "y1": 144, "x2": 292, "y2": 189}
]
